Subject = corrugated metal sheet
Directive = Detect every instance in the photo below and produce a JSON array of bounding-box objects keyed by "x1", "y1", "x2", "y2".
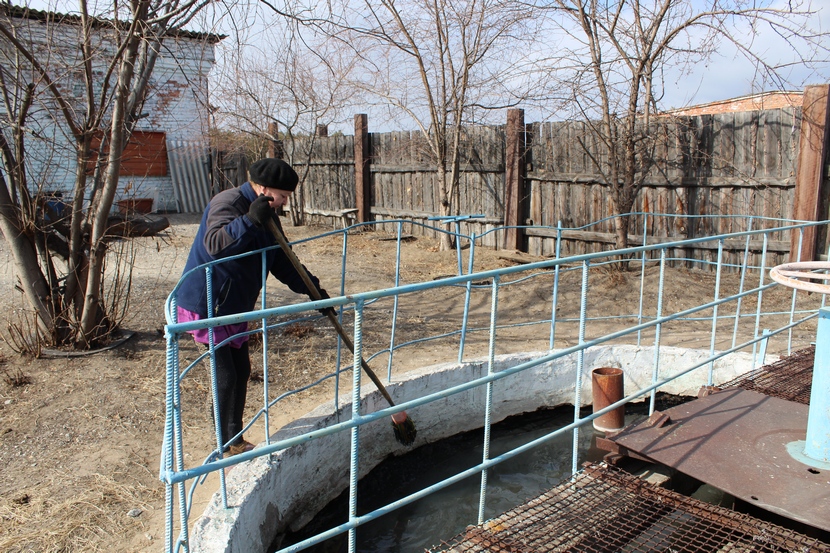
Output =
[{"x1": 167, "y1": 138, "x2": 212, "y2": 213}]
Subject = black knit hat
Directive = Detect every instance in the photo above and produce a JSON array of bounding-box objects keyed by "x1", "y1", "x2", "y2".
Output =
[{"x1": 248, "y1": 158, "x2": 299, "y2": 192}]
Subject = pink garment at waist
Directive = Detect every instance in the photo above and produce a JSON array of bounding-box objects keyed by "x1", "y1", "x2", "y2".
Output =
[{"x1": 176, "y1": 306, "x2": 249, "y2": 349}]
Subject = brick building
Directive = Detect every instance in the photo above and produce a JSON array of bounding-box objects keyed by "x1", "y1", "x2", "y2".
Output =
[
  {"x1": 667, "y1": 90, "x2": 802, "y2": 116},
  {"x1": 0, "y1": 6, "x2": 222, "y2": 212}
]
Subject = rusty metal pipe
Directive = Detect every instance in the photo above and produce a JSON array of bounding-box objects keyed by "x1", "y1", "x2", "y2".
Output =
[{"x1": 592, "y1": 367, "x2": 625, "y2": 432}]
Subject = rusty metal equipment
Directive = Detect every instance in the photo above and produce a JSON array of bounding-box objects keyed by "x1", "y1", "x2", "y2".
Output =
[
  {"x1": 768, "y1": 264, "x2": 830, "y2": 467},
  {"x1": 609, "y1": 386, "x2": 830, "y2": 533},
  {"x1": 592, "y1": 367, "x2": 625, "y2": 432},
  {"x1": 719, "y1": 345, "x2": 815, "y2": 404},
  {"x1": 427, "y1": 462, "x2": 830, "y2": 552}
]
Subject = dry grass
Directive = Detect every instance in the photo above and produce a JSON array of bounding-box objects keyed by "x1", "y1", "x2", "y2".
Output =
[
  {"x1": 597, "y1": 263, "x2": 629, "y2": 288},
  {"x1": 282, "y1": 322, "x2": 317, "y2": 339},
  {"x1": 0, "y1": 353, "x2": 30, "y2": 388},
  {"x1": 0, "y1": 470, "x2": 157, "y2": 553},
  {"x1": 4, "y1": 311, "x2": 44, "y2": 358},
  {"x1": 1, "y1": 366, "x2": 31, "y2": 388},
  {"x1": 251, "y1": 319, "x2": 343, "y2": 393}
]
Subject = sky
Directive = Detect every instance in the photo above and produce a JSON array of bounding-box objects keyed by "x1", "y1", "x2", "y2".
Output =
[
  {"x1": 14, "y1": 0, "x2": 830, "y2": 132},
  {"x1": 657, "y1": 2, "x2": 830, "y2": 111}
]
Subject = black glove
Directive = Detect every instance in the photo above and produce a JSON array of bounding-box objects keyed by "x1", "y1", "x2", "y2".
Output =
[
  {"x1": 316, "y1": 288, "x2": 336, "y2": 317},
  {"x1": 248, "y1": 195, "x2": 274, "y2": 227}
]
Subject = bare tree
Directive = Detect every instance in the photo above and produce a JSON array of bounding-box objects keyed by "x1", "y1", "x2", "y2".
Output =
[
  {"x1": 209, "y1": 17, "x2": 355, "y2": 225},
  {"x1": 264, "y1": 0, "x2": 537, "y2": 249},
  {"x1": 534, "y1": 0, "x2": 828, "y2": 251},
  {"x1": 0, "y1": 1, "x2": 217, "y2": 349},
  {"x1": 354, "y1": 0, "x2": 537, "y2": 249}
]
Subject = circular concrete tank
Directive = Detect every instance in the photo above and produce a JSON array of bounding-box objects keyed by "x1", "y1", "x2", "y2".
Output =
[{"x1": 190, "y1": 345, "x2": 758, "y2": 552}]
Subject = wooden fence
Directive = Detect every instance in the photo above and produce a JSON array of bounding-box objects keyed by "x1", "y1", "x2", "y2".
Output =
[
  {"x1": 524, "y1": 109, "x2": 801, "y2": 269},
  {"x1": 223, "y1": 84, "x2": 830, "y2": 267},
  {"x1": 284, "y1": 124, "x2": 508, "y2": 248},
  {"x1": 290, "y1": 133, "x2": 356, "y2": 222}
]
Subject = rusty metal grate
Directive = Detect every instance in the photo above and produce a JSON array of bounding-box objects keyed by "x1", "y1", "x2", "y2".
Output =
[
  {"x1": 426, "y1": 462, "x2": 830, "y2": 552},
  {"x1": 718, "y1": 345, "x2": 815, "y2": 404}
]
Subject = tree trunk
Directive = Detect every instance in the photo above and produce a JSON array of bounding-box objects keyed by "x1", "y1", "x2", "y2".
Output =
[
  {"x1": 77, "y1": 36, "x2": 139, "y2": 345},
  {"x1": 0, "y1": 181, "x2": 54, "y2": 337},
  {"x1": 436, "y1": 166, "x2": 453, "y2": 251},
  {"x1": 64, "y1": 135, "x2": 92, "y2": 327},
  {"x1": 614, "y1": 213, "x2": 629, "y2": 251},
  {"x1": 612, "y1": 189, "x2": 636, "y2": 270}
]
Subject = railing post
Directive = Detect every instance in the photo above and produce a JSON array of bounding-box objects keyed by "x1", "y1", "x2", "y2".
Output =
[
  {"x1": 784, "y1": 307, "x2": 830, "y2": 469},
  {"x1": 478, "y1": 276, "x2": 500, "y2": 524},
  {"x1": 348, "y1": 299, "x2": 365, "y2": 553},
  {"x1": 802, "y1": 307, "x2": 830, "y2": 464}
]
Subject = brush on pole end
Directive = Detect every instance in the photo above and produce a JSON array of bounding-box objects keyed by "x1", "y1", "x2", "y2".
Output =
[{"x1": 391, "y1": 411, "x2": 416, "y2": 446}]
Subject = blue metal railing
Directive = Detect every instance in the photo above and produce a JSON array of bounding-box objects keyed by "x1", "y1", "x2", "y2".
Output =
[{"x1": 161, "y1": 214, "x2": 829, "y2": 553}]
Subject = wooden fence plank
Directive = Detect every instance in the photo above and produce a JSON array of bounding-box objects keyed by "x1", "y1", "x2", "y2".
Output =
[
  {"x1": 762, "y1": 109, "x2": 779, "y2": 178},
  {"x1": 791, "y1": 85, "x2": 830, "y2": 261}
]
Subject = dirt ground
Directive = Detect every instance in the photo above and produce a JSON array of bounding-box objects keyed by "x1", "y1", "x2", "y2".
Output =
[{"x1": 0, "y1": 214, "x2": 821, "y2": 553}]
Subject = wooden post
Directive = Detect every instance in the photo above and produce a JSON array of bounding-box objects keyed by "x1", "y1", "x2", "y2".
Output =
[
  {"x1": 790, "y1": 84, "x2": 830, "y2": 262},
  {"x1": 316, "y1": 124, "x2": 328, "y2": 137},
  {"x1": 268, "y1": 121, "x2": 284, "y2": 159},
  {"x1": 504, "y1": 108, "x2": 527, "y2": 251},
  {"x1": 354, "y1": 114, "x2": 371, "y2": 223}
]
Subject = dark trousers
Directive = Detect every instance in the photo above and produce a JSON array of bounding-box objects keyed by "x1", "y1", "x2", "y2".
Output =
[{"x1": 210, "y1": 342, "x2": 251, "y2": 447}]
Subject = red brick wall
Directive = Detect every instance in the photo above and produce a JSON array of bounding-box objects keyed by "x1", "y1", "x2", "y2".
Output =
[{"x1": 668, "y1": 91, "x2": 801, "y2": 116}]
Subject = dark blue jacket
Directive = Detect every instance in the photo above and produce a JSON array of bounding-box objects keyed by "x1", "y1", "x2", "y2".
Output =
[{"x1": 176, "y1": 182, "x2": 321, "y2": 318}]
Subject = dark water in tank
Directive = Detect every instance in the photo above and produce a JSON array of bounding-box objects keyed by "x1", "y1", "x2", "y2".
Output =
[{"x1": 274, "y1": 399, "x2": 676, "y2": 553}]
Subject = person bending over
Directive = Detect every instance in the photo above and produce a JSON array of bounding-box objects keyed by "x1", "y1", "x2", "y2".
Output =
[{"x1": 176, "y1": 158, "x2": 329, "y2": 456}]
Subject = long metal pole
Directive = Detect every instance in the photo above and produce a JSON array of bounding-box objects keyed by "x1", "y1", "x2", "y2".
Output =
[{"x1": 265, "y1": 218, "x2": 402, "y2": 411}]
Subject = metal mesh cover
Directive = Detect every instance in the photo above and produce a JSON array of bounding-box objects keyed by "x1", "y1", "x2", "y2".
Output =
[
  {"x1": 427, "y1": 462, "x2": 830, "y2": 552},
  {"x1": 719, "y1": 345, "x2": 815, "y2": 404}
]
